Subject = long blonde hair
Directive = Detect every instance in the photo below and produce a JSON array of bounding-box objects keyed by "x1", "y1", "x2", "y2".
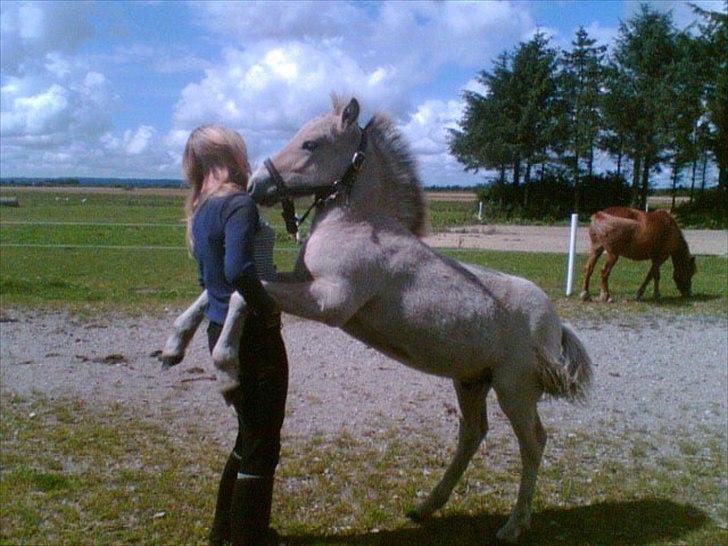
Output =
[{"x1": 183, "y1": 125, "x2": 251, "y2": 249}]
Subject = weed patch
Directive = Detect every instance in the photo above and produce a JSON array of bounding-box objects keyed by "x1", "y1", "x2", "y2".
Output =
[{"x1": 1, "y1": 394, "x2": 724, "y2": 545}]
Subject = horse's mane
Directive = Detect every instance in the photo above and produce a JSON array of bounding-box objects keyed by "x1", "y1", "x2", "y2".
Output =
[
  {"x1": 331, "y1": 98, "x2": 427, "y2": 237},
  {"x1": 653, "y1": 209, "x2": 692, "y2": 261},
  {"x1": 368, "y1": 114, "x2": 427, "y2": 236}
]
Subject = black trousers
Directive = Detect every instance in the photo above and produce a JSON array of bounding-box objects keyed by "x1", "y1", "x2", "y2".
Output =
[{"x1": 207, "y1": 316, "x2": 288, "y2": 477}]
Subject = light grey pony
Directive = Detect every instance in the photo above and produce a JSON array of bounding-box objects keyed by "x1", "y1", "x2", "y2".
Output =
[{"x1": 162, "y1": 97, "x2": 593, "y2": 543}]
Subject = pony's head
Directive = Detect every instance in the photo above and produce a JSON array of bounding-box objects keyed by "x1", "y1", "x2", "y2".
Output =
[
  {"x1": 248, "y1": 96, "x2": 364, "y2": 206},
  {"x1": 673, "y1": 255, "x2": 696, "y2": 297}
]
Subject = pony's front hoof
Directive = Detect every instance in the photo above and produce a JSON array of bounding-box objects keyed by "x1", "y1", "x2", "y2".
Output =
[
  {"x1": 579, "y1": 291, "x2": 591, "y2": 302},
  {"x1": 216, "y1": 375, "x2": 241, "y2": 404},
  {"x1": 159, "y1": 352, "x2": 183, "y2": 370},
  {"x1": 496, "y1": 515, "x2": 530, "y2": 543},
  {"x1": 496, "y1": 525, "x2": 522, "y2": 543},
  {"x1": 597, "y1": 294, "x2": 613, "y2": 303}
]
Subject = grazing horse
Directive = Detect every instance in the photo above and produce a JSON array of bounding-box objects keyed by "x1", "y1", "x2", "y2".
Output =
[
  {"x1": 163, "y1": 97, "x2": 593, "y2": 543},
  {"x1": 581, "y1": 207, "x2": 696, "y2": 303}
]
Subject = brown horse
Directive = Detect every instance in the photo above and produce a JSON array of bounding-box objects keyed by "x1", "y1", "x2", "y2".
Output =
[{"x1": 581, "y1": 207, "x2": 696, "y2": 302}]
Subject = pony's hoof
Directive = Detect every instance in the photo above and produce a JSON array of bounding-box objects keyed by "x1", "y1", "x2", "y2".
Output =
[
  {"x1": 159, "y1": 352, "x2": 183, "y2": 370},
  {"x1": 496, "y1": 523, "x2": 524, "y2": 543},
  {"x1": 579, "y1": 291, "x2": 591, "y2": 302}
]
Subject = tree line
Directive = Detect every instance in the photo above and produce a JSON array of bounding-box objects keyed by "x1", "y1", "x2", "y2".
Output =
[{"x1": 450, "y1": 3, "x2": 727, "y2": 217}]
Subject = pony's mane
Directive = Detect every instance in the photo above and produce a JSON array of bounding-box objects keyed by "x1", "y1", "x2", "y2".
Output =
[
  {"x1": 329, "y1": 95, "x2": 426, "y2": 236},
  {"x1": 366, "y1": 113, "x2": 428, "y2": 237},
  {"x1": 657, "y1": 209, "x2": 692, "y2": 260},
  {"x1": 672, "y1": 218, "x2": 692, "y2": 262},
  {"x1": 331, "y1": 94, "x2": 349, "y2": 116}
]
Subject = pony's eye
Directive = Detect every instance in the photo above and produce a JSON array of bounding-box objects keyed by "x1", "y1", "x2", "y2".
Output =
[{"x1": 302, "y1": 140, "x2": 318, "y2": 152}]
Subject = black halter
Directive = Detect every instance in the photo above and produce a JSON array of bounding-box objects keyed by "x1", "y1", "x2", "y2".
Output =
[{"x1": 264, "y1": 119, "x2": 373, "y2": 238}]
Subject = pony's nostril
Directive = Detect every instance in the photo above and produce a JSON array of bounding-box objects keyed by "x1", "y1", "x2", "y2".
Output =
[{"x1": 248, "y1": 175, "x2": 276, "y2": 205}]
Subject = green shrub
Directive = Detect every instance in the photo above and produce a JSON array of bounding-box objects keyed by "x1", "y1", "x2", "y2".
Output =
[
  {"x1": 673, "y1": 187, "x2": 728, "y2": 229},
  {"x1": 476, "y1": 172, "x2": 631, "y2": 222}
]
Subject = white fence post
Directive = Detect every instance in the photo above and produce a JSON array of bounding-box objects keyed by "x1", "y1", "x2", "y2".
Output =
[
  {"x1": 478, "y1": 201, "x2": 483, "y2": 222},
  {"x1": 565, "y1": 213, "x2": 578, "y2": 296}
]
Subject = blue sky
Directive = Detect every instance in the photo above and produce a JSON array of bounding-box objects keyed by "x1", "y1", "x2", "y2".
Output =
[{"x1": 1, "y1": 0, "x2": 723, "y2": 185}]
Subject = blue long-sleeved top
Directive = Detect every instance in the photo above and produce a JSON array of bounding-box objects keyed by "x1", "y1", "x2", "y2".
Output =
[{"x1": 192, "y1": 192, "x2": 277, "y2": 324}]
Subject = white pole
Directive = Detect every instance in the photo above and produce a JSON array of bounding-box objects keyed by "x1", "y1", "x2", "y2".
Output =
[
  {"x1": 565, "y1": 213, "x2": 578, "y2": 296},
  {"x1": 478, "y1": 201, "x2": 483, "y2": 222}
]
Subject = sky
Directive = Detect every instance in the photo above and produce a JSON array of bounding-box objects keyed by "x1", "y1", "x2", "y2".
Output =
[{"x1": 0, "y1": 0, "x2": 724, "y2": 186}]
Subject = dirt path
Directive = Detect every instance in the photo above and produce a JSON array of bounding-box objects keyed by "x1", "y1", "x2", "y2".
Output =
[
  {"x1": 1, "y1": 310, "x2": 725, "y2": 455},
  {"x1": 424, "y1": 224, "x2": 728, "y2": 255}
]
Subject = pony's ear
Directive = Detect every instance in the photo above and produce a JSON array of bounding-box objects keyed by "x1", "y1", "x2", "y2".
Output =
[{"x1": 341, "y1": 98, "x2": 360, "y2": 128}]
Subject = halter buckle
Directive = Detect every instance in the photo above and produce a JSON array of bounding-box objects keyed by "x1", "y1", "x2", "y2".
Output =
[{"x1": 351, "y1": 151, "x2": 366, "y2": 171}]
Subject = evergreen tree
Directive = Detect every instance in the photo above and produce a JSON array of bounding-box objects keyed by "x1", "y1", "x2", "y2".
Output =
[
  {"x1": 692, "y1": 2, "x2": 728, "y2": 193},
  {"x1": 663, "y1": 31, "x2": 706, "y2": 209},
  {"x1": 510, "y1": 31, "x2": 559, "y2": 202},
  {"x1": 559, "y1": 27, "x2": 606, "y2": 210},
  {"x1": 450, "y1": 52, "x2": 516, "y2": 189},
  {"x1": 604, "y1": 5, "x2": 679, "y2": 209}
]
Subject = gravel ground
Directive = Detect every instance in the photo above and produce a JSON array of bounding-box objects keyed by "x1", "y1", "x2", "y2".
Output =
[{"x1": 1, "y1": 309, "x2": 725, "y2": 456}]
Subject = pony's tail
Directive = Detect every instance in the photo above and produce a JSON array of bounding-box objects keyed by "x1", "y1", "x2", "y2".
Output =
[{"x1": 535, "y1": 324, "x2": 593, "y2": 403}]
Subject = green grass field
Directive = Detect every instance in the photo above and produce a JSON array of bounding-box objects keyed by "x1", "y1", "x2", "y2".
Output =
[
  {"x1": 1, "y1": 189, "x2": 726, "y2": 318},
  {"x1": 2, "y1": 394, "x2": 725, "y2": 546}
]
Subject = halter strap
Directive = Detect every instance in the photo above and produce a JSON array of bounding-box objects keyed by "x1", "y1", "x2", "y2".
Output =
[
  {"x1": 263, "y1": 118, "x2": 373, "y2": 238},
  {"x1": 263, "y1": 158, "x2": 298, "y2": 236}
]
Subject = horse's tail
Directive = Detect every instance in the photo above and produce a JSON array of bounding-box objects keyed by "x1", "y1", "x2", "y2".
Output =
[{"x1": 535, "y1": 324, "x2": 593, "y2": 403}]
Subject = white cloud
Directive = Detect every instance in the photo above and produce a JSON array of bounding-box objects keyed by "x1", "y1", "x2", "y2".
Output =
[
  {"x1": 401, "y1": 99, "x2": 462, "y2": 155},
  {"x1": 0, "y1": 1, "x2": 94, "y2": 75},
  {"x1": 124, "y1": 125, "x2": 156, "y2": 155},
  {"x1": 172, "y1": 41, "x2": 410, "y2": 163},
  {"x1": 170, "y1": 1, "x2": 535, "y2": 182},
  {"x1": 0, "y1": 0, "x2": 537, "y2": 183},
  {"x1": 399, "y1": 98, "x2": 484, "y2": 185},
  {"x1": 1, "y1": 83, "x2": 69, "y2": 135},
  {"x1": 195, "y1": 1, "x2": 533, "y2": 77}
]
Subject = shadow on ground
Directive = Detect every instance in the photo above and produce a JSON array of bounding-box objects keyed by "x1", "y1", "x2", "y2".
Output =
[
  {"x1": 654, "y1": 293, "x2": 722, "y2": 306},
  {"x1": 287, "y1": 498, "x2": 710, "y2": 545}
]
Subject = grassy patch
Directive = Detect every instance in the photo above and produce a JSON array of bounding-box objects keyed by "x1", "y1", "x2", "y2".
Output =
[
  {"x1": 442, "y1": 249, "x2": 728, "y2": 320},
  {"x1": 1, "y1": 190, "x2": 726, "y2": 318},
  {"x1": 1, "y1": 394, "x2": 725, "y2": 545},
  {"x1": 0, "y1": 394, "x2": 220, "y2": 545}
]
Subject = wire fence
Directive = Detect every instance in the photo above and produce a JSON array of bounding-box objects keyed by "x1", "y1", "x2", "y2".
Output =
[{"x1": 0, "y1": 221, "x2": 184, "y2": 227}]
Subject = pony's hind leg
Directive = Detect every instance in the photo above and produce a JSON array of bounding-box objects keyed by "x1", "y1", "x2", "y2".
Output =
[
  {"x1": 636, "y1": 260, "x2": 661, "y2": 301},
  {"x1": 598, "y1": 252, "x2": 618, "y2": 302},
  {"x1": 580, "y1": 245, "x2": 604, "y2": 301},
  {"x1": 408, "y1": 375, "x2": 491, "y2": 522},
  {"x1": 493, "y1": 369, "x2": 546, "y2": 543}
]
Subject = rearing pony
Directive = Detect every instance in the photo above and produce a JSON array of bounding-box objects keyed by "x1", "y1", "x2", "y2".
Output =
[
  {"x1": 162, "y1": 97, "x2": 593, "y2": 543},
  {"x1": 581, "y1": 207, "x2": 696, "y2": 303}
]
